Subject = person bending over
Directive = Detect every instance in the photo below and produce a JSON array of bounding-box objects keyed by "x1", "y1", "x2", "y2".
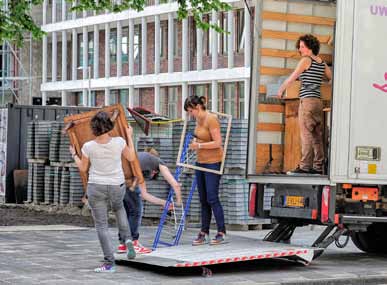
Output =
[{"x1": 118, "y1": 148, "x2": 182, "y2": 254}]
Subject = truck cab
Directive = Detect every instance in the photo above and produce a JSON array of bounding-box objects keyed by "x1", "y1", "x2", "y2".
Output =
[{"x1": 247, "y1": 0, "x2": 387, "y2": 253}]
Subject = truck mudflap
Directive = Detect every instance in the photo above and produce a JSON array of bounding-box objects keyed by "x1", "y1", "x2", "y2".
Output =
[{"x1": 115, "y1": 236, "x2": 320, "y2": 268}]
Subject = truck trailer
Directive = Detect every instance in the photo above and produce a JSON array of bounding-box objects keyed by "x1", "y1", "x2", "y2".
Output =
[{"x1": 248, "y1": 0, "x2": 387, "y2": 254}]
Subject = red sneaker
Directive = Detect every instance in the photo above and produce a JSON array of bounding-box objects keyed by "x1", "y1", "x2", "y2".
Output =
[
  {"x1": 133, "y1": 240, "x2": 152, "y2": 254},
  {"x1": 117, "y1": 243, "x2": 127, "y2": 254}
]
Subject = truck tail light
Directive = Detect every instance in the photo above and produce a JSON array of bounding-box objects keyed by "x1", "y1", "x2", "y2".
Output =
[
  {"x1": 321, "y1": 186, "x2": 330, "y2": 223},
  {"x1": 249, "y1": 183, "x2": 257, "y2": 217}
]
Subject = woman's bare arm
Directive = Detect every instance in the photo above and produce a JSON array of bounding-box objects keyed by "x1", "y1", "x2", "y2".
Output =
[
  {"x1": 159, "y1": 165, "x2": 182, "y2": 205},
  {"x1": 138, "y1": 182, "x2": 167, "y2": 207},
  {"x1": 277, "y1": 57, "x2": 311, "y2": 98},
  {"x1": 69, "y1": 145, "x2": 89, "y2": 172},
  {"x1": 122, "y1": 126, "x2": 136, "y2": 162}
]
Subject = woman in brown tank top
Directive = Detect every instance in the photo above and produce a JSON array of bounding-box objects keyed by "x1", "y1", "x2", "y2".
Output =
[{"x1": 184, "y1": 95, "x2": 226, "y2": 246}]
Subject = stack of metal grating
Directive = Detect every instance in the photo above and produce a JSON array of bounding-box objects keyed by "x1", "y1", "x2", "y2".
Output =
[
  {"x1": 26, "y1": 120, "x2": 83, "y2": 207},
  {"x1": 49, "y1": 122, "x2": 62, "y2": 162},
  {"x1": 44, "y1": 165, "x2": 55, "y2": 204},
  {"x1": 60, "y1": 168, "x2": 70, "y2": 205},
  {"x1": 26, "y1": 162, "x2": 34, "y2": 203},
  {"x1": 26, "y1": 122, "x2": 34, "y2": 160},
  {"x1": 32, "y1": 163, "x2": 45, "y2": 204},
  {"x1": 58, "y1": 122, "x2": 73, "y2": 163},
  {"x1": 138, "y1": 119, "x2": 266, "y2": 227},
  {"x1": 34, "y1": 121, "x2": 50, "y2": 160},
  {"x1": 52, "y1": 166, "x2": 62, "y2": 205},
  {"x1": 69, "y1": 167, "x2": 83, "y2": 206},
  {"x1": 223, "y1": 120, "x2": 248, "y2": 173}
]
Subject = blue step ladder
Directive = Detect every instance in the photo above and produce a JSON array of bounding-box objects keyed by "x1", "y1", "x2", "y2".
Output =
[{"x1": 152, "y1": 132, "x2": 197, "y2": 250}]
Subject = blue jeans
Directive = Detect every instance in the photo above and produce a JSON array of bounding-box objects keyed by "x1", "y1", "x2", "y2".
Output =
[
  {"x1": 122, "y1": 186, "x2": 142, "y2": 241},
  {"x1": 87, "y1": 183, "x2": 130, "y2": 265},
  {"x1": 195, "y1": 162, "x2": 225, "y2": 234}
]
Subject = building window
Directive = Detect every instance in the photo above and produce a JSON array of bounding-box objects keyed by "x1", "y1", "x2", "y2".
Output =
[
  {"x1": 133, "y1": 88, "x2": 140, "y2": 106},
  {"x1": 190, "y1": 17, "x2": 197, "y2": 57},
  {"x1": 238, "y1": 81, "x2": 245, "y2": 119},
  {"x1": 134, "y1": 24, "x2": 141, "y2": 61},
  {"x1": 109, "y1": 89, "x2": 119, "y2": 105},
  {"x1": 160, "y1": 87, "x2": 179, "y2": 118},
  {"x1": 160, "y1": 21, "x2": 167, "y2": 58},
  {"x1": 220, "y1": 12, "x2": 228, "y2": 55},
  {"x1": 108, "y1": 27, "x2": 129, "y2": 63},
  {"x1": 122, "y1": 27, "x2": 129, "y2": 63},
  {"x1": 203, "y1": 15, "x2": 211, "y2": 56},
  {"x1": 173, "y1": 20, "x2": 179, "y2": 57},
  {"x1": 110, "y1": 28, "x2": 117, "y2": 63},
  {"x1": 208, "y1": 13, "x2": 225, "y2": 55},
  {"x1": 120, "y1": 89, "x2": 128, "y2": 106},
  {"x1": 78, "y1": 32, "x2": 94, "y2": 67},
  {"x1": 160, "y1": 87, "x2": 167, "y2": 116},
  {"x1": 68, "y1": 92, "x2": 82, "y2": 106},
  {"x1": 218, "y1": 82, "x2": 244, "y2": 118},
  {"x1": 191, "y1": 84, "x2": 211, "y2": 111},
  {"x1": 223, "y1": 82, "x2": 236, "y2": 117},
  {"x1": 235, "y1": 9, "x2": 245, "y2": 52},
  {"x1": 109, "y1": 89, "x2": 128, "y2": 105},
  {"x1": 168, "y1": 87, "x2": 178, "y2": 119}
]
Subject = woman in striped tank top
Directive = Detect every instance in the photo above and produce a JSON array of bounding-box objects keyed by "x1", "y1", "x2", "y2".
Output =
[{"x1": 277, "y1": 34, "x2": 332, "y2": 175}]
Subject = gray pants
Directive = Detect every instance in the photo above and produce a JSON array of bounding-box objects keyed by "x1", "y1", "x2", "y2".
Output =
[{"x1": 87, "y1": 183, "x2": 131, "y2": 265}]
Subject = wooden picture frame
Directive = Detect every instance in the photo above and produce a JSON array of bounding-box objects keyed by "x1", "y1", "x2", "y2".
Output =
[
  {"x1": 176, "y1": 111, "x2": 232, "y2": 175},
  {"x1": 63, "y1": 104, "x2": 144, "y2": 190}
]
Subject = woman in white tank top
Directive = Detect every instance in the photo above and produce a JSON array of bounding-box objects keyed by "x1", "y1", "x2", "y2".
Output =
[{"x1": 69, "y1": 111, "x2": 136, "y2": 273}]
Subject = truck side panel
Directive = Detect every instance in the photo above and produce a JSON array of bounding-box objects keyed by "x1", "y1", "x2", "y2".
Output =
[
  {"x1": 331, "y1": 0, "x2": 387, "y2": 184},
  {"x1": 348, "y1": 1, "x2": 387, "y2": 180}
]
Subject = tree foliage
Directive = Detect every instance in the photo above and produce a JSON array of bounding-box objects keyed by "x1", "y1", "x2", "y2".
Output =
[
  {"x1": 0, "y1": 0, "x2": 45, "y2": 46},
  {"x1": 0, "y1": 0, "x2": 231, "y2": 47},
  {"x1": 72, "y1": 0, "x2": 231, "y2": 32}
]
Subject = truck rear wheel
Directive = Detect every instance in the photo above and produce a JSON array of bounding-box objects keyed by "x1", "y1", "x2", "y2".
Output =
[{"x1": 350, "y1": 223, "x2": 387, "y2": 253}]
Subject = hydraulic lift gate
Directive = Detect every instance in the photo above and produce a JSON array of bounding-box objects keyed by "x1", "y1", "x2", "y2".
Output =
[{"x1": 116, "y1": 236, "x2": 320, "y2": 268}]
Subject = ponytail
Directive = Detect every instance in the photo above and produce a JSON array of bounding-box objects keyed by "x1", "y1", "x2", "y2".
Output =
[{"x1": 184, "y1": 95, "x2": 207, "y2": 111}]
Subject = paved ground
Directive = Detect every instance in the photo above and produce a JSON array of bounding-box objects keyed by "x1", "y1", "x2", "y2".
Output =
[{"x1": 1, "y1": 224, "x2": 387, "y2": 284}]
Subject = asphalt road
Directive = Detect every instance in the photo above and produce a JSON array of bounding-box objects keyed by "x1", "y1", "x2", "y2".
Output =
[{"x1": 1, "y1": 225, "x2": 387, "y2": 284}]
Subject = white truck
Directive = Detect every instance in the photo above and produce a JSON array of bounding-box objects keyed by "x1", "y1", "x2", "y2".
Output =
[
  {"x1": 248, "y1": 0, "x2": 387, "y2": 254},
  {"x1": 116, "y1": 1, "x2": 387, "y2": 274}
]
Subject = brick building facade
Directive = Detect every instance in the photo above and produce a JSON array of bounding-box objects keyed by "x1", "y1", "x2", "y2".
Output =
[{"x1": 40, "y1": 0, "x2": 252, "y2": 119}]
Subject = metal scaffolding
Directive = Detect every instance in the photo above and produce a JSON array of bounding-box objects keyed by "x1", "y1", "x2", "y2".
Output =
[{"x1": 1, "y1": 0, "x2": 33, "y2": 106}]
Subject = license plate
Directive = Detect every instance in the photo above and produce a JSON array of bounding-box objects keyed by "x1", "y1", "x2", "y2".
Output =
[{"x1": 285, "y1": 196, "x2": 304, "y2": 207}]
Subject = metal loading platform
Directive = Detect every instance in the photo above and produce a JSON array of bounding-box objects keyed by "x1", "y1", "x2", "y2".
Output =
[{"x1": 115, "y1": 235, "x2": 321, "y2": 269}]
